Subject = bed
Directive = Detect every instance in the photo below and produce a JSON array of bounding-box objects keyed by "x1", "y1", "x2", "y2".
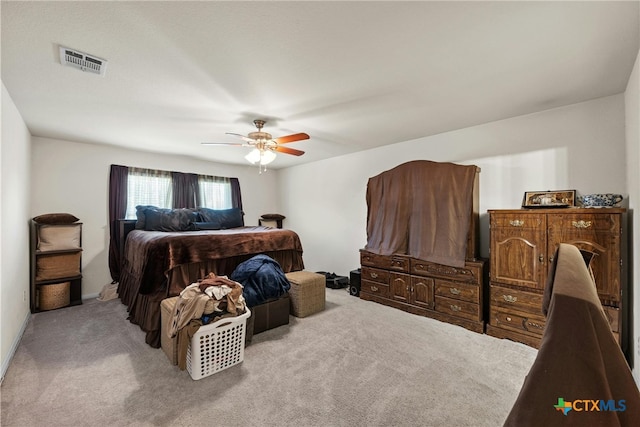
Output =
[{"x1": 116, "y1": 215, "x2": 304, "y2": 348}]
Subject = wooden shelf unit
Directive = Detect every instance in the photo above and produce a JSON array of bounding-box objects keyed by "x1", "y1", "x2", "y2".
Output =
[{"x1": 30, "y1": 221, "x2": 83, "y2": 312}]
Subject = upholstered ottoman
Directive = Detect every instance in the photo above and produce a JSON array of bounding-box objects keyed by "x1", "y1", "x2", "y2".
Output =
[
  {"x1": 160, "y1": 296, "x2": 179, "y2": 365},
  {"x1": 285, "y1": 271, "x2": 326, "y2": 317}
]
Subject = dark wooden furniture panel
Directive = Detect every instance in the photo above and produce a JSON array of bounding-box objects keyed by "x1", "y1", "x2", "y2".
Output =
[
  {"x1": 487, "y1": 208, "x2": 626, "y2": 353},
  {"x1": 360, "y1": 250, "x2": 485, "y2": 333}
]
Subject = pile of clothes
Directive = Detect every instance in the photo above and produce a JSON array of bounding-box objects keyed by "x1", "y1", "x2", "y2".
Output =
[
  {"x1": 169, "y1": 254, "x2": 292, "y2": 370},
  {"x1": 169, "y1": 273, "x2": 246, "y2": 370},
  {"x1": 230, "y1": 254, "x2": 291, "y2": 307}
]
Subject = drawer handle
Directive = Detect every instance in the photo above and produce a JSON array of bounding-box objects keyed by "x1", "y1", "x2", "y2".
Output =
[
  {"x1": 572, "y1": 220, "x2": 592, "y2": 229},
  {"x1": 370, "y1": 285, "x2": 378, "y2": 292},
  {"x1": 503, "y1": 295, "x2": 518, "y2": 303},
  {"x1": 449, "y1": 288, "x2": 461, "y2": 295},
  {"x1": 370, "y1": 272, "x2": 378, "y2": 279},
  {"x1": 509, "y1": 220, "x2": 524, "y2": 227},
  {"x1": 506, "y1": 316, "x2": 512, "y2": 322},
  {"x1": 525, "y1": 320, "x2": 544, "y2": 330},
  {"x1": 450, "y1": 304, "x2": 461, "y2": 312},
  {"x1": 539, "y1": 255, "x2": 544, "y2": 263}
]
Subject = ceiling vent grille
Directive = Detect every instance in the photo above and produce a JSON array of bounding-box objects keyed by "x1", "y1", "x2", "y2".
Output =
[{"x1": 59, "y1": 46, "x2": 107, "y2": 76}]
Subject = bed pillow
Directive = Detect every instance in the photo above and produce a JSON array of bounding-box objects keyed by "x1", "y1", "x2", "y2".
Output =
[
  {"x1": 135, "y1": 205, "x2": 170, "y2": 230},
  {"x1": 144, "y1": 208, "x2": 199, "y2": 231},
  {"x1": 193, "y1": 221, "x2": 222, "y2": 230},
  {"x1": 33, "y1": 213, "x2": 80, "y2": 224},
  {"x1": 37, "y1": 224, "x2": 82, "y2": 251},
  {"x1": 198, "y1": 207, "x2": 244, "y2": 229}
]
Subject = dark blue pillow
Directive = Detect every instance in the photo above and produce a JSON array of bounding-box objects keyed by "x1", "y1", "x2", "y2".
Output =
[
  {"x1": 193, "y1": 221, "x2": 222, "y2": 230},
  {"x1": 144, "y1": 208, "x2": 199, "y2": 231},
  {"x1": 135, "y1": 205, "x2": 170, "y2": 230},
  {"x1": 197, "y1": 207, "x2": 244, "y2": 229}
]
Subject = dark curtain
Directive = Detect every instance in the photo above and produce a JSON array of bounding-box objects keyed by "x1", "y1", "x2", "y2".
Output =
[
  {"x1": 172, "y1": 172, "x2": 198, "y2": 208},
  {"x1": 230, "y1": 178, "x2": 244, "y2": 225},
  {"x1": 108, "y1": 164, "x2": 129, "y2": 282},
  {"x1": 231, "y1": 178, "x2": 243, "y2": 210}
]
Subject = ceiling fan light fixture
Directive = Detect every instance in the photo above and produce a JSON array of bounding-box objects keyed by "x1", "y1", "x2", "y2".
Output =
[
  {"x1": 245, "y1": 148, "x2": 276, "y2": 165},
  {"x1": 203, "y1": 119, "x2": 307, "y2": 172}
]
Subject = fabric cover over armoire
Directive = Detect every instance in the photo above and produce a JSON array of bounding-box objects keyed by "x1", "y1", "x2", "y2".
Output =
[{"x1": 365, "y1": 159, "x2": 478, "y2": 267}]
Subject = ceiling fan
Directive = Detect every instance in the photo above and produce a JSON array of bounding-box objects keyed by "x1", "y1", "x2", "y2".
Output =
[{"x1": 202, "y1": 119, "x2": 309, "y2": 171}]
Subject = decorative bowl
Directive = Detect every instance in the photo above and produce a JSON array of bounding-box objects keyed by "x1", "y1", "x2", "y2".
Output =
[{"x1": 579, "y1": 194, "x2": 623, "y2": 207}]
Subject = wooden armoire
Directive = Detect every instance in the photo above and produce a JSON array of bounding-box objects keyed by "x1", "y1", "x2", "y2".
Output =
[
  {"x1": 359, "y1": 160, "x2": 486, "y2": 333},
  {"x1": 487, "y1": 208, "x2": 627, "y2": 354}
]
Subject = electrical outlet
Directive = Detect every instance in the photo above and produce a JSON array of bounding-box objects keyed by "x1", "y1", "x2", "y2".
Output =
[{"x1": 23, "y1": 290, "x2": 27, "y2": 302}]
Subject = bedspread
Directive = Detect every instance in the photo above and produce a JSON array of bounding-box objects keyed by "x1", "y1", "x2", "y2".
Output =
[{"x1": 124, "y1": 226, "x2": 302, "y2": 295}]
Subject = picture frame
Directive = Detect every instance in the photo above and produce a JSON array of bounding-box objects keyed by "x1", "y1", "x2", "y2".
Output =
[{"x1": 522, "y1": 190, "x2": 576, "y2": 208}]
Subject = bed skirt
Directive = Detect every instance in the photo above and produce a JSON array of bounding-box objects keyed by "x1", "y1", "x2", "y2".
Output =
[{"x1": 119, "y1": 250, "x2": 304, "y2": 348}]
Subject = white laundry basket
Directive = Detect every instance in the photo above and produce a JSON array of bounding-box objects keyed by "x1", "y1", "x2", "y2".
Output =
[{"x1": 186, "y1": 308, "x2": 251, "y2": 380}]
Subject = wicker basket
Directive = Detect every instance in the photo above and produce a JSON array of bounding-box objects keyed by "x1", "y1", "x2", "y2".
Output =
[
  {"x1": 39, "y1": 282, "x2": 71, "y2": 311},
  {"x1": 286, "y1": 271, "x2": 326, "y2": 318}
]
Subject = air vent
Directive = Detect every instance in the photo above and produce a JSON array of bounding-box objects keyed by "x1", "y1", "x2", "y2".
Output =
[{"x1": 59, "y1": 46, "x2": 107, "y2": 76}]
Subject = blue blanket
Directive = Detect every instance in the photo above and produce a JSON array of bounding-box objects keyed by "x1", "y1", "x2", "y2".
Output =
[{"x1": 230, "y1": 254, "x2": 291, "y2": 307}]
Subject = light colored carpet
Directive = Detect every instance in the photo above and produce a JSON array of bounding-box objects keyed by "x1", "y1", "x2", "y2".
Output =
[{"x1": 1, "y1": 288, "x2": 537, "y2": 426}]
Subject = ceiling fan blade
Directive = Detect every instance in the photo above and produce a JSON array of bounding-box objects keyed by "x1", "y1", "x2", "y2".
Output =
[
  {"x1": 201, "y1": 142, "x2": 249, "y2": 146},
  {"x1": 275, "y1": 146, "x2": 305, "y2": 156},
  {"x1": 225, "y1": 132, "x2": 254, "y2": 142},
  {"x1": 273, "y1": 133, "x2": 310, "y2": 144}
]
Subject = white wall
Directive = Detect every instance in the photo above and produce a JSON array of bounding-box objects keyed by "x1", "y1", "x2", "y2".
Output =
[
  {"x1": 279, "y1": 94, "x2": 627, "y2": 273},
  {"x1": 30, "y1": 138, "x2": 281, "y2": 297},
  {"x1": 625, "y1": 48, "x2": 640, "y2": 382},
  {"x1": 1, "y1": 83, "x2": 32, "y2": 379}
]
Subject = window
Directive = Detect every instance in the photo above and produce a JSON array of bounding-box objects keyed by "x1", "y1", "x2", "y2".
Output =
[
  {"x1": 124, "y1": 168, "x2": 173, "y2": 219},
  {"x1": 198, "y1": 175, "x2": 233, "y2": 209},
  {"x1": 122, "y1": 167, "x2": 234, "y2": 219}
]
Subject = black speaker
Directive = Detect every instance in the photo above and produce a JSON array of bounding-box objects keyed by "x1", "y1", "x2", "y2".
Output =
[{"x1": 349, "y1": 269, "x2": 361, "y2": 297}]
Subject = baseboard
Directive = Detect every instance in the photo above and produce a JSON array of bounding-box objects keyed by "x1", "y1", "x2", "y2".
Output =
[
  {"x1": 0, "y1": 310, "x2": 31, "y2": 384},
  {"x1": 82, "y1": 293, "x2": 100, "y2": 300}
]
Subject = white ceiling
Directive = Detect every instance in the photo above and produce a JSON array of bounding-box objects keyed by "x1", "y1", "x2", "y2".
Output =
[{"x1": 2, "y1": 1, "x2": 639, "y2": 169}]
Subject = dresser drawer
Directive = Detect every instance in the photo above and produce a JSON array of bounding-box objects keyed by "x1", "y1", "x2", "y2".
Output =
[
  {"x1": 360, "y1": 251, "x2": 409, "y2": 272},
  {"x1": 435, "y1": 280, "x2": 478, "y2": 303},
  {"x1": 388, "y1": 256, "x2": 410, "y2": 272},
  {"x1": 490, "y1": 213, "x2": 545, "y2": 229},
  {"x1": 410, "y1": 258, "x2": 483, "y2": 285},
  {"x1": 360, "y1": 279, "x2": 389, "y2": 298},
  {"x1": 361, "y1": 266, "x2": 389, "y2": 284},
  {"x1": 547, "y1": 213, "x2": 620, "y2": 232},
  {"x1": 435, "y1": 296, "x2": 480, "y2": 321},
  {"x1": 360, "y1": 251, "x2": 388, "y2": 268},
  {"x1": 490, "y1": 285, "x2": 543, "y2": 314},
  {"x1": 490, "y1": 307, "x2": 546, "y2": 337}
]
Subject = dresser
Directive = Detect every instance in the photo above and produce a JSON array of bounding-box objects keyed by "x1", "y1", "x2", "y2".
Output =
[
  {"x1": 486, "y1": 208, "x2": 626, "y2": 352},
  {"x1": 360, "y1": 250, "x2": 486, "y2": 333}
]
